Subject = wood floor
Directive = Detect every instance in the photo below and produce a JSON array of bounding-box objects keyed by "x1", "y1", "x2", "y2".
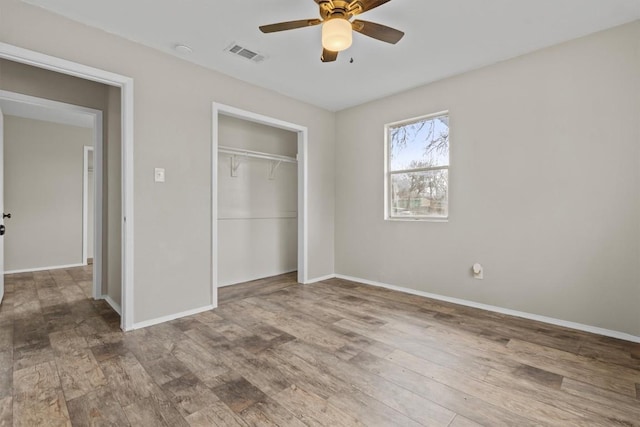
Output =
[{"x1": 1, "y1": 267, "x2": 639, "y2": 426}]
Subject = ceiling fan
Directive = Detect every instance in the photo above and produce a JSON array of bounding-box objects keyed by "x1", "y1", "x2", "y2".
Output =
[{"x1": 259, "y1": 0, "x2": 404, "y2": 62}]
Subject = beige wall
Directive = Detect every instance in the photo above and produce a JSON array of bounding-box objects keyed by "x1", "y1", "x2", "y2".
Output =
[
  {"x1": 105, "y1": 86, "x2": 121, "y2": 307},
  {"x1": 218, "y1": 115, "x2": 298, "y2": 286},
  {"x1": 219, "y1": 115, "x2": 298, "y2": 157},
  {"x1": 335, "y1": 21, "x2": 640, "y2": 336},
  {"x1": 0, "y1": 58, "x2": 107, "y2": 112},
  {"x1": 0, "y1": 0, "x2": 335, "y2": 324},
  {"x1": 4, "y1": 115, "x2": 92, "y2": 271}
]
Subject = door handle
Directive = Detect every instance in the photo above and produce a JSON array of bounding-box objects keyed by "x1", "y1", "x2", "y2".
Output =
[
  {"x1": 0, "y1": 225, "x2": 4, "y2": 236},
  {"x1": 2, "y1": 213, "x2": 10, "y2": 219}
]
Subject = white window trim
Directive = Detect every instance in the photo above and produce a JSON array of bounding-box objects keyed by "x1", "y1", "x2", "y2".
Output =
[{"x1": 384, "y1": 111, "x2": 450, "y2": 222}]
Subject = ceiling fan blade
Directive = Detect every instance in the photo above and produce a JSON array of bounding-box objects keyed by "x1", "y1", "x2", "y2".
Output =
[
  {"x1": 259, "y1": 19, "x2": 322, "y2": 33},
  {"x1": 321, "y1": 48, "x2": 338, "y2": 62},
  {"x1": 352, "y1": 19, "x2": 404, "y2": 44},
  {"x1": 360, "y1": 0, "x2": 393, "y2": 13}
]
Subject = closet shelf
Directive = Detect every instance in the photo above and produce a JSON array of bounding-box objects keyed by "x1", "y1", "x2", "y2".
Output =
[{"x1": 218, "y1": 145, "x2": 297, "y2": 164}]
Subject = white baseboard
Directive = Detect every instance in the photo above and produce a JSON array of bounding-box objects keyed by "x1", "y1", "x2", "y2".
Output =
[
  {"x1": 132, "y1": 304, "x2": 215, "y2": 330},
  {"x1": 218, "y1": 269, "x2": 298, "y2": 288},
  {"x1": 333, "y1": 274, "x2": 640, "y2": 344},
  {"x1": 5, "y1": 263, "x2": 86, "y2": 275},
  {"x1": 304, "y1": 273, "x2": 337, "y2": 284},
  {"x1": 100, "y1": 295, "x2": 122, "y2": 315}
]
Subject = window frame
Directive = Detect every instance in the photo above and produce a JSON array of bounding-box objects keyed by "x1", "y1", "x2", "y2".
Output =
[{"x1": 384, "y1": 111, "x2": 450, "y2": 222}]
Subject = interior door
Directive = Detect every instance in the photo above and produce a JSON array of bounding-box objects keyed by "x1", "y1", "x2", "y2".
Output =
[{"x1": 0, "y1": 106, "x2": 4, "y2": 304}]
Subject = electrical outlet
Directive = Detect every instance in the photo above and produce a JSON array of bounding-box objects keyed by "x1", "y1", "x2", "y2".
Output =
[{"x1": 472, "y1": 263, "x2": 483, "y2": 280}]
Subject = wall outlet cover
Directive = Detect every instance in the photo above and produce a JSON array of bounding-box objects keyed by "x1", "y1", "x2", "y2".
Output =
[{"x1": 154, "y1": 168, "x2": 165, "y2": 183}]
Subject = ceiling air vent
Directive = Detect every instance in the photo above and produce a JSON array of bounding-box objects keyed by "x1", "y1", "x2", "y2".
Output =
[{"x1": 225, "y1": 42, "x2": 266, "y2": 63}]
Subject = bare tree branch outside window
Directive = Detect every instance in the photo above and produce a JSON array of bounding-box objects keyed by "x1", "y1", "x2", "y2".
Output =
[{"x1": 388, "y1": 114, "x2": 449, "y2": 218}]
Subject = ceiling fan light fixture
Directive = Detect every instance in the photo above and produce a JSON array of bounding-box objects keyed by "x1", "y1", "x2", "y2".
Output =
[{"x1": 322, "y1": 18, "x2": 352, "y2": 52}]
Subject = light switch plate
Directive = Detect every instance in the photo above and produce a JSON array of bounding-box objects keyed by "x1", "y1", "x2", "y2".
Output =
[{"x1": 154, "y1": 168, "x2": 165, "y2": 183}]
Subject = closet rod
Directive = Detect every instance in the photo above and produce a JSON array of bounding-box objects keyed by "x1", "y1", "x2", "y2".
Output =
[{"x1": 218, "y1": 145, "x2": 297, "y2": 164}]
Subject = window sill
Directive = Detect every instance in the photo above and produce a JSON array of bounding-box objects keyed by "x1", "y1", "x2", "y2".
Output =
[{"x1": 385, "y1": 217, "x2": 449, "y2": 223}]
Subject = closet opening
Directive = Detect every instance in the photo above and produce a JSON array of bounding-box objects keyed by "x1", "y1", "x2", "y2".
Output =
[{"x1": 212, "y1": 103, "x2": 308, "y2": 305}]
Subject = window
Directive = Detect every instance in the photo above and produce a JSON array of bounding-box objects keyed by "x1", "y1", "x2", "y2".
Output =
[{"x1": 385, "y1": 112, "x2": 450, "y2": 220}]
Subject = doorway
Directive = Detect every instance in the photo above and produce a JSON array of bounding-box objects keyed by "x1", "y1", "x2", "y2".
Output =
[
  {"x1": 212, "y1": 103, "x2": 308, "y2": 306},
  {"x1": 0, "y1": 42, "x2": 134, "y2": 330},
  {"x1": 0, "y1": 91, "x2": 102, "y2": 298}
]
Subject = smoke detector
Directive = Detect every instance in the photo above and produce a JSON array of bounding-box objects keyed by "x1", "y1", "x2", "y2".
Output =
[{"x1": 173, "y1": 44, "x2": 193, "y2": 54}]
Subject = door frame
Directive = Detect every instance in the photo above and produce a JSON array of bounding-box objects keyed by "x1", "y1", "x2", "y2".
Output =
[
  {"x1": 211, "y1": 102, "x2": 309, "y2": 306},
  {"x1": 83, "y1": 145, "x2": 95, "y2": 267},
  {"x1": 0, "y1": 42, "x2": 135, "y2": 330},
  {"x1": 0, "y1": 106, "x2": 3, "y2": 305},
  {"x1": 0, "y1": 90, "x2": 103, "y2": 300}
]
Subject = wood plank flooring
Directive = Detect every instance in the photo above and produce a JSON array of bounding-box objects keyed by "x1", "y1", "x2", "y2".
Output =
[{"x1": 1, "y1": 266, "x2": 639, "y2": 426}]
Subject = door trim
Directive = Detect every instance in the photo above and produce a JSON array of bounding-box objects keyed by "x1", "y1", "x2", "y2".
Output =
[
  {"x1": 83, "y1": 145, "x2": 95, "y2": 267},
  {"x1": 211, "y1": 102, "x2": 309, "y2": 306},
  {"x1": 0, "y1": 42, "x2": 135, "y2": 331}
]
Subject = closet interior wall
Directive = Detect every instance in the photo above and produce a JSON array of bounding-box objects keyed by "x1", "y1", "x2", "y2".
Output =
[{"x1": 217, "y1": 115, "x2": 298, "y2": 286}]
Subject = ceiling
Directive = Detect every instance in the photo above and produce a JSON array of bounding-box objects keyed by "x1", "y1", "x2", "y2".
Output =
[{"x1": 22, "y1": 0, "x2": 640, "y2": 111}]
